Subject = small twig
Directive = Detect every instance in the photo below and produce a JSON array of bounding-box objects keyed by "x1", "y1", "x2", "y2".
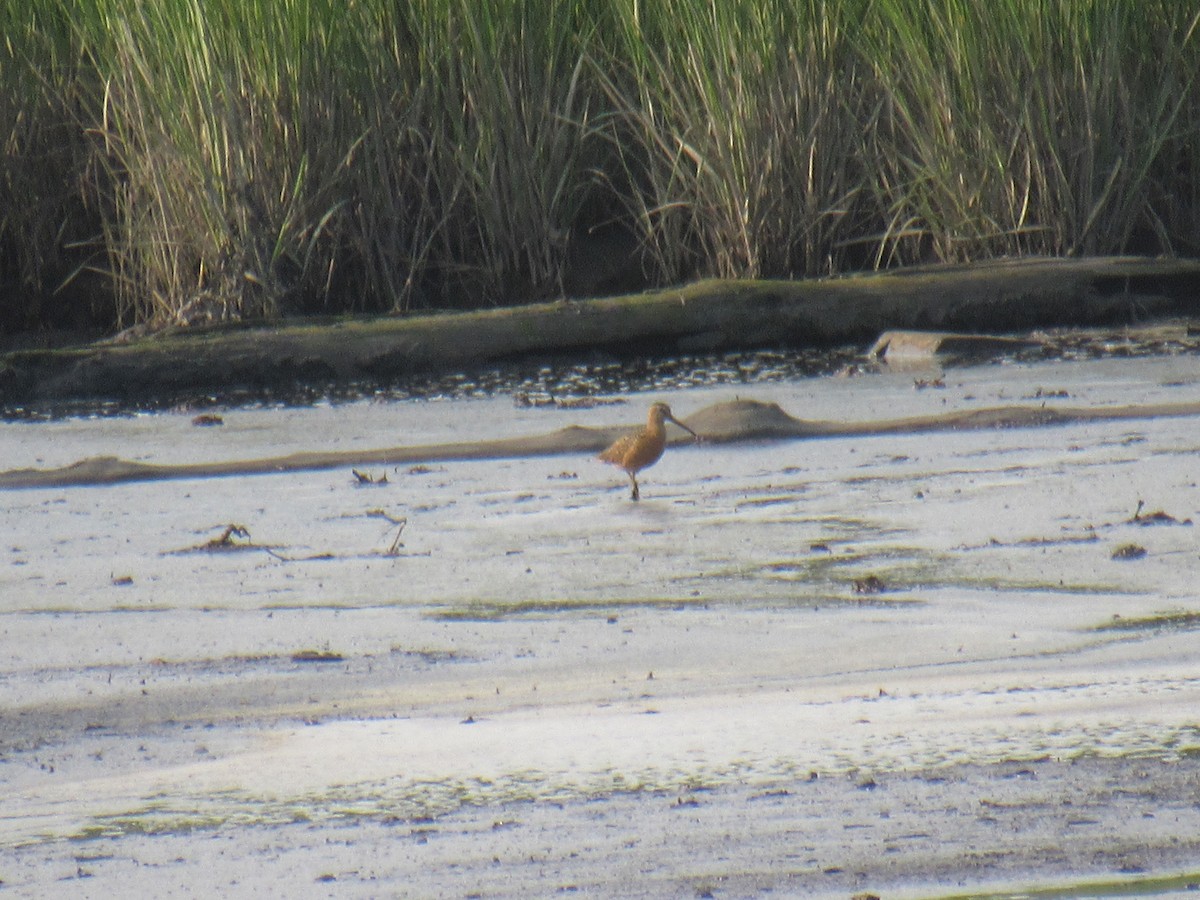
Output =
[
  {"x1": 366, "y1": 509, "x2": 408, "y2": 556},
  {"x1": 206, "y1": 524, "x2": 251, "y2": 549},
  {"x1": 353, "y1": 469, "x2": 388, "y2": 485},
  {"x1": 386, "y1": 518, "x2": 408, "y2": 556}
]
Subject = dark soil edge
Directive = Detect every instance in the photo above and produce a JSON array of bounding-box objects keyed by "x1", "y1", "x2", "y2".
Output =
[{"x1": 3, "y1": 256, "x2": 1199, "y2": 409}]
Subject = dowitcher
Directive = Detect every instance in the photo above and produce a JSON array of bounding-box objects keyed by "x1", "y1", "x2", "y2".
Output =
[{"x1": 598, "y1": 402, "x2": 697, "y2": 500}]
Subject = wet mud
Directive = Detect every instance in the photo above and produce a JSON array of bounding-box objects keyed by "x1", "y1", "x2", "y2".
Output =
[
  {"x1": 3, "y1": 342, "x2": 1200, "y2": 898},
  {"x1": 7, "y1": 395, "x2": 1200, "y2": 490}
]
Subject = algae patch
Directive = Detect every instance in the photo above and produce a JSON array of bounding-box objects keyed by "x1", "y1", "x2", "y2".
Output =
[
  {"x1": 1094, "y1": 611, "x2": 1200, "y2": 633},
  {"x1": 427, "y1": 597, "x2": 708, "y2": 622},
  {"x1": 929, "y1": 870, "x2": 1200, "y2": 900}
]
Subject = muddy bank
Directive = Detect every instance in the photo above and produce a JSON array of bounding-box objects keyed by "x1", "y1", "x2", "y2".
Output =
[
  {"x1": 3, "y1": 256, "x2": 1199, "y2": 410},
  {"x1": 5, "y1": 351, "x2": 1200, "y2": 898},
  {"x1": 7, "y1": 394, "x2": 1200, "y2": 489}
]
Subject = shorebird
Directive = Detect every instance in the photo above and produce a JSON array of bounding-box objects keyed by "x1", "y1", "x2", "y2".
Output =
[{"x1": 598, "y1": 402, "x2": 697, "y2": 500}]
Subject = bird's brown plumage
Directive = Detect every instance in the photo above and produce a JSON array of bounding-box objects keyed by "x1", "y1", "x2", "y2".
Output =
[{"x1": 598, "y1": 402, "x2": 696, "y2": 500}]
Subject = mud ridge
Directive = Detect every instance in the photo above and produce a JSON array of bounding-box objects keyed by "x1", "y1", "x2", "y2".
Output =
[{"x1": 6, "y1": 396, "x2": 1200, "y2": 489}]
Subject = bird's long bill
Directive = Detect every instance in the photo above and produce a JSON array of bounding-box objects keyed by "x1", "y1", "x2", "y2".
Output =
[{"x1": 666, "y1": 414, "x2": 698, "y2": 438}]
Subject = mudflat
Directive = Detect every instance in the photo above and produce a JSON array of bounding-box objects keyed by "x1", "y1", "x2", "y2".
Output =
[{"x1": 3, "y1": 351, "x2": 1200, "y2": 897}]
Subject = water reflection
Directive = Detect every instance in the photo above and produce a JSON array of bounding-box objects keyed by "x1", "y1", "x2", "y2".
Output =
[{"x1": 6, "y1": 321, "x2": 1200, "y2": 421}]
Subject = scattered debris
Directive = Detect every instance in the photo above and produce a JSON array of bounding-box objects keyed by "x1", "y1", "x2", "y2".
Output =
[
  {"x1": 853, "y1": 575, "x2": 887, "y2": 594},
  {"x1": 352, "y1": 469, "x2": 388, "y2": 485},
  {"x1": 111, "y1": 574, "x2": 133, "y2": 586},
  {"x1": 385, "y1": 520, "x2": 407, "y2": 555},
  {"x1": 164, "y1": 524, "x2": 291, "y2": 558},
  {"x1": 913, "y1": 376, "x2": 945, "y2": 390},
  {"x1": 1130, "y1": 500, "x2": 1192, "y2": 526},
  {"x1": 1111, "y1": 543, "x2": 1147, "y2": 560},
  {"x1": 206, "y1": 524, "x2": 251, "y2": 549},
  {"x1": 366, "y1": 509, "x2": 408, "y2": 555}
]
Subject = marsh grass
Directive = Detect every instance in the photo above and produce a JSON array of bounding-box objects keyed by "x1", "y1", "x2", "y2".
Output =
[
  {"x1": 863, "y1": 0, "x2": 1200, "y2": 264},
  {"x1": 2, "y1": 0, "x2": 1198, "y2": 330},
  {"x1": 0, "y1": 2, "x2": 101, "y2": 325},
  {"x1": 594, "y1": 0, "x2": 875, "y2": 282}
]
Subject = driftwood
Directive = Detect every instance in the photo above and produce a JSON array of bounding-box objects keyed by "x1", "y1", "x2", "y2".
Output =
[
  {"x1": 2, "y1": 256, "x2": 1198, "y2": 408},
  {"x1": 867, "y1": 330, "x2": 1043, "y2": 362}
]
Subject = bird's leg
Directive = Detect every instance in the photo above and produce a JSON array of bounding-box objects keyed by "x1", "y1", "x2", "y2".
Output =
[{"x1": 629, "y1": 473, "x2": 640, "y2": 501}]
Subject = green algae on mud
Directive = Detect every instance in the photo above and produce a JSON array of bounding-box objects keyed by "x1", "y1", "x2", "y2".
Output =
[
  {"x1": 1094, "y1": 611, "x2": 1200, "y2": 633},
  {"x1": 755, "y1": 554, "x2": 1127, "y2": 602},
  {"x1": 59, "y1": 768, "x2": 670, "y2": 846},
  {"x1": 426, "y1": 597, "x2": 708, "y2": 622},
  {"x1": 929, "y1": 870, "x2": 1200, "y2": 900}
]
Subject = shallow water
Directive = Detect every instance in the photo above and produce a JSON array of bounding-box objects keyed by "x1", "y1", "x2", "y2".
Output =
[
  {"x1": 2, "y1": 348, "x2": 1200, "y2": 895},
  {"x1": 7, "y1": 317, "x2": 1200, "y2": 422}
]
